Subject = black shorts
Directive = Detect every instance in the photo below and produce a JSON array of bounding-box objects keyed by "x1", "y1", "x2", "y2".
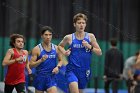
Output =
[{"x1": 4, "y1": 82, "x2": 25, "y2": 93}]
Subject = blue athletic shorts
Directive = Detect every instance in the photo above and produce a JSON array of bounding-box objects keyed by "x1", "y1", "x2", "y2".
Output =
[
  {"x1": 66, "y1": 68, "x2": 91, "y2": 89},
  {"x1": 33, "y1": 74, "x2": 57, "y2": 91}
]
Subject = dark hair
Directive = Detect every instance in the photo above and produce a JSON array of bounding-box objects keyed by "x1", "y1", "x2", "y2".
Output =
[
  {"x1": 73, "y1": 13, "x2": 88, "y2": 23},
  {"x1": 110, "y1": 38, "x2": 117, "y2": 46},
  {"x1": 40, "y1": 26, "x2": 53, "y2": 35},
  {"x1": 9, "y1": 34, "x2": 25, "y2": 48},
  {"x1": 135, "y1": 51, "x2": 140, "y2": 57}
]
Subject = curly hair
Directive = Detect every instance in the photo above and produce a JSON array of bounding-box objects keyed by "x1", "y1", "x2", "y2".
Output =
[{"x1": 9, "y1": 34, "x2": 25, "y2": 48}]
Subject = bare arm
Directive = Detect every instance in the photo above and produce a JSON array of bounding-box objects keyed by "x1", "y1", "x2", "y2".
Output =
[
  {"x1": 58, "y1": 35, "x2": 71, "y2": 55},
  {"x1": 136, "y1": 54, "x2": 140, "y2": 64},
  {"x1": 2, "y1": 49, "x2": 16, "y2": 66},
  {"x1": 29, "y1": 46, "x2": 47, "y2": 68},
  {"x1": 89, "y1": 33, "x2": 102, "y2": 55},
  {"x1": 127, "y1": 69, "x2": 134, "y2": 80},
  {"x1": 134, "y1": 54, "x2": 140, "y2": 69},
  {"x1": 24, "y1": 50, "x2": 32, "y2": 74},
  {"x1": 52, "y1": 46, "x2": 63, "y2": 74},
  {"x1": 56, "y1": 46, "x2": 63, "y2": 67}
]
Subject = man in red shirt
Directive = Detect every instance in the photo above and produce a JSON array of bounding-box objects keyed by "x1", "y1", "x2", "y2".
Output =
[{"x1": 2, "y1": 34, "x2": 31, "y2": 93}]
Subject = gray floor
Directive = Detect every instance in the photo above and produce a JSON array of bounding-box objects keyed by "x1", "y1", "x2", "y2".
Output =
[
  {"x1": 0, "y1": 82, "x2": 128, "y2": 93},
  {"x1": 0, "y1": 82, "x2": 64, "y2": 93}
]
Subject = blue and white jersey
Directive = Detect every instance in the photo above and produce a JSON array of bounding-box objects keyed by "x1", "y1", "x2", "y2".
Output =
[
  {"x1": 67, "y1": 32, "x2": 92, "y2": 70},
  {"x1": 36, "y1": 43, "x2": 57, "y2": 75}
]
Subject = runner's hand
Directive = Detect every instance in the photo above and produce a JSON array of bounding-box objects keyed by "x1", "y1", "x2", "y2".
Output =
[
  {"x1": 82, "y1": 40, "x2": 89, "y2": 47},
  {"x1": 65, "y1": 48, "x2": 71, "y2": 56},
  {"x1": 15, "y1": 56, "x2": 23, "y2": 62},
  {"x1": 41, "y1": 55, "x2": 48, "y2": 62}
]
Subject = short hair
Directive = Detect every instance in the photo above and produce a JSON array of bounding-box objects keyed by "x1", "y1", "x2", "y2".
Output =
[
  {"x1": 73, "y1": 13, "x2": 88, "y2": 23},
  {"x1": 110, "y1": 38, "x2": 117, "y2": 46},
  {"x1": 9, "y1": 34, "x2": 25, "y2": 48},
  {"x1": 135, "y1": 51, "x2": 140, "y2": 57},
  {"x1": 40, "y1": 26, "x2": 53, "y2": 35}
]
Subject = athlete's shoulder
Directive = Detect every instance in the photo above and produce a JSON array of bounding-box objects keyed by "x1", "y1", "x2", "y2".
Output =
[
  {"x1": 61, "y1": 34, "x2": 72, "y2": 44},
  {"x1": 64, "y1": 34, "x2": 72, "y2": 39},
  {"x1": 87, "y1": 33, "x2": 96, "y2": 42},
  {"x1": 53, "y1": 44, "x2": 59, "y2": 52},
  {"x1": 51, "y1": 43, "x2": 57, "y2": 49},
  {"x1": 32, "y1": 44, "x2": 40, "y2": 54},
  {"x1": 8, "y1": 48, "x2": 14, "y2": 52},
  {"x1": 7, "y1": 48, "x2": 14, "y2": 55},
  {"x1": 88, "y1": 33, "x2": 95, "y2": 37}
]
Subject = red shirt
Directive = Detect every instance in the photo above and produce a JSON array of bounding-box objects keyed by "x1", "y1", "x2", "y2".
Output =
[{"x1": 5, "y1": 48, "x2": 26, "y2": 85}]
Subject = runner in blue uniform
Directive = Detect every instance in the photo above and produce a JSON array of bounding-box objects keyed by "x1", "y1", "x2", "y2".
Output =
[
  {"x1": 58, "y1": 13, "x2": 102, "y2": 93},
  {"x1": 30, "y1": 26, "x2": 63, "y2": 93},
  {"x1": 25, "y1": 51, "x2": 36, "y2": 92}
]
